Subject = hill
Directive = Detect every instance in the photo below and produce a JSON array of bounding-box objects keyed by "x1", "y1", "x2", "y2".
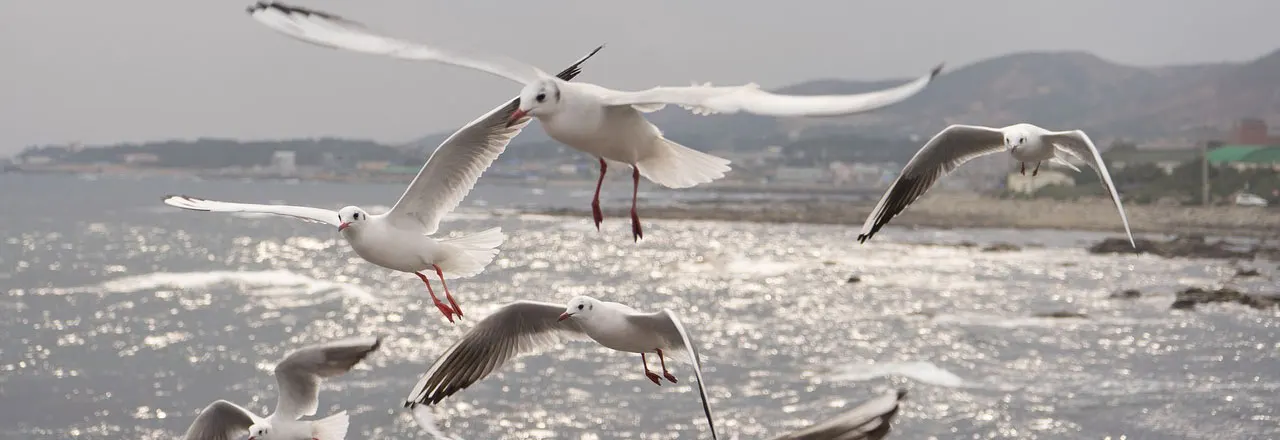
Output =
[{"x1": 404, "y1": 47, "x2": 1280, "y2": 155}]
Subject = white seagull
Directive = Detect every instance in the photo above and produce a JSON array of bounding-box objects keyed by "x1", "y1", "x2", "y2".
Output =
[
  {"x1": 161, "y1": 46, "x2": 602, "y2": 323},
  {"x1": 856, "y1": 123, "x2": 1135, "y2": 246},
  {"x1": 405, "y1": 387, "x2": 906, "y2": 440},
  {"x1": 403, "y1": 296, "x2": 718, "y2": 439},
  {"x1": 179, "y1": 336, "x2": 382, "y2": 440},
  {"x1": 245, "y1": 1, "x2": 945, "y2": 242}
]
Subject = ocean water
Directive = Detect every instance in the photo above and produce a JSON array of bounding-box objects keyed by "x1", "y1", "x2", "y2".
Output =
[{"x1": 1, "y1": 173, "x2": 1278, "y2": 440}]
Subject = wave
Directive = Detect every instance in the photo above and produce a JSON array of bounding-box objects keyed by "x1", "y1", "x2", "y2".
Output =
[
  {"x1": 38, "y1": 270, "x2": 376, "y2": 303},
  {"x1": 827, "y1": 361, "x2": 966, "y2": 388}
]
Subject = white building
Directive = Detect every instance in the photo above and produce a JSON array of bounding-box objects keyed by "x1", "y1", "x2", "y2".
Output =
[{"x1": 271, "y1": 150, "x2": 297, "y2": 175}]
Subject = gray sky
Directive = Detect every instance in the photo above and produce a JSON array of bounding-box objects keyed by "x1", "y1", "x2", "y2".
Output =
[{"x1": 2, "y1": 1, "x2": 1278, "y2": 153}]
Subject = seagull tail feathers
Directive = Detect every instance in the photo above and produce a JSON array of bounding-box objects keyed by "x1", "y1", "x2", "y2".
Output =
[
  {"x1": 635, "y1": 138, "x2": 731, "y2": 189},
  {"x1": 436, "y1": 227, "x2": 506, "y2": 279},
  {"x1": 310, "y1": 411, "x2": 350, "y2": 440}
]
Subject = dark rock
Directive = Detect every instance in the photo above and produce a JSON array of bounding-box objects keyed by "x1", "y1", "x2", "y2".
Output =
[
  {"x1": 1089, "y1": 234, "x2": 1261, "y2": 260},
  {"x1": 1032, "y1": 311, "x2": 1089, "y2": 319},
  {"x1": 1171, "y1": 287, "x2": 1280, "y2": 310},
  {"x1": 846, "y1": 275, "x2": 862, "y2": 284},
  {"x1": 1235, "y1": 268, "x2": 1262, "y2": 277},
  {"x1": 981, "y1": 243, "x2": 1022, "y2": 252},
  {"x1": 1110, "y1": 289, "x2": 1142, "y2": 299}
]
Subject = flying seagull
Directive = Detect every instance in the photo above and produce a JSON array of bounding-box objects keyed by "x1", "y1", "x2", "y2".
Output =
[
  {"x1": 179, "y1": 336, "x2": 382, "y2": 440},
  {"x1": 406, "y1": 387, "x2": 907, "y2": 440},
  {"x1": 161, "y1": 45, "x2": 602, "y2": 322},
  {"x1": 857, "y1": 123, "x2": 1135, "y2": 246},
  {"x1": 404, "y1": 297, "x2": 718, "y2": 439},
  {"x1": 770, "y1": 388, "x2": 907, "y2": 440},
  {"x1": 245, "y1": 1, "x2": 944, "y2": 242}
]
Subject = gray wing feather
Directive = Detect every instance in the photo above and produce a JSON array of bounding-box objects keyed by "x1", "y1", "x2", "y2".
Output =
[
  {"x1": 626, "y1": 310, "x2": 718, "y2": 440},
  {"x1": 404, "y1": 301, "x2": 589, "y2": 407},
  {"x1": 1043, "y1": 130, "x2": 1136, "y2": 247},
  {"x1": 273, "y1": 336, "x2": 382, "y2": 420},
  {"x1": 771, "y1": 388, "x2": 907, "y2": 440},
  {"x1": 181, "y1": 400, "x2": 260, "y2": 440},
  {"x1": 856, "y1": 124, "x2": 1006, "y2": 243}
]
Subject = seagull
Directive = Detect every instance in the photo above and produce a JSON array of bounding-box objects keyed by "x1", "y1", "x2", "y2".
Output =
[
  {"x1": 179, "y1": 336, "x2": 382, "y2": 440},
  {"x1": 245, "y1": 1, "x2": 945, "y2": 242},
  {"x1": 405, "y1": 387, "x2": 906, "y2": 440},
  {"x1": 769, "y1": 388, "x2": 907, "y2": 440},
  {"x1": 856, "y1": 123, "x2": 1135, "y2": 246},
  {"x1": 161, "y1": 46, "x2": 601, "y2": 323},
  {"x1": 403, "y1": 296, "x2": 718, "y2": 439}
]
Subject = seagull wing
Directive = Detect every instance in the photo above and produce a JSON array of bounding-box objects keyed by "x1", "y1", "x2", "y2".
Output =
[
  {"x1": 181, "y1": 400, "x2": 262, "y2": 440},
  {"x1": 383, "y1": 46, "x2": 604, "y2": 233},
  {"x1": 404, "y1": 301, "x2": 591, "y2": 407},
  {"x1": 856, "y1": 124, "x2": 1007, "y2": 243},
  {"x1": 272, "y1": 336, "x2": 382, "y2": 420},
  {"x1": 246, "y1": 1, "x2": 545, "y2": 84},
  {"x1": 162, "y1": 195, "x2": 341, "y2": 227},
  {"x1": 626, "y1": 310, "x2": 718, "y2": 440},
  {"x1": 591, "y1": 64, "x2": 942, "y2": 117},
  {"x1": 770, "y1": 388, "x2": 907, "y2": 440},
  {"x1": 1043, "y1": 129, "x2": 1135, "y2": 247}
]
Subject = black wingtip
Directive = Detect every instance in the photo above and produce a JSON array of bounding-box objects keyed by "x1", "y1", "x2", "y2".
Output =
[
  {"x1": 930, "y1": 63, "x2": 945, "y2": 79},
  {"x1": 895, "y1": 387, "x2": 908, "y2": 400},
  {"x1": 856, "y1": 234, "x2": 870, "y2": 244},
  {"x1": 370, "y1": 336, "x2": 384, "y2": 352},
  {"x1": 404, "y1": 400, "x2": 416, "y2": 409}
]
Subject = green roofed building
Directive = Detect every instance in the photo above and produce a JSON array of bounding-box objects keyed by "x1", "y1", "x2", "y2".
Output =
[{"x1": 1207, "y1": 144, "x2": 1280, "y2": 170}]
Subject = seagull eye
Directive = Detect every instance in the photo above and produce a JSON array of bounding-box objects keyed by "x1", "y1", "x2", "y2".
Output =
[
  {"x1": 577, "y1": 304, "x2": 584, "y2": 310},
  {"x1": 535, "y1": 93, "x2": 546, "y2": 103}
]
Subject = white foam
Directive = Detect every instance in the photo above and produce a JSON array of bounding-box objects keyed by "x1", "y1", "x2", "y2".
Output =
[
  {"x1": 50, "y1": 270, "x2": 376, "y2": 303},
  {"x1": 828, "y1": 361, "x2": 966, "y2": 388}
]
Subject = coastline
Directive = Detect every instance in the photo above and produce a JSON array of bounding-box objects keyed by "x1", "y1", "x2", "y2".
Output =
[{"x1": 528, "y1": 191, "x2": 1280, "y2": 239}]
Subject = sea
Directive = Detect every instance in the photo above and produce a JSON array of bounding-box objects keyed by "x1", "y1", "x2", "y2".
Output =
[{"x1": 1, "y1": 173, "x2": 1278, "y2": 440}]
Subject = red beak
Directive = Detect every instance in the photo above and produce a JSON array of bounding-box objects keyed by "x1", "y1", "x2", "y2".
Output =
[
  {"x1": 338, "y1": 222, "x2": 351, "y2": 231},
  {"x1": 557, "y1": 312, "x2": 570, "y2": 322},
  {"x1": 507, "y1": 109, "x2": 529, "y2": 127}
]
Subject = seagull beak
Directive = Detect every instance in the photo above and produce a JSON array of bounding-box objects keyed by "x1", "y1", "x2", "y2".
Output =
[
  {"x1": 557, "y1": 312, "x2": 571, "y2": 321},
  {"x1": 338, "y1": 222, "x2": 351, "y2": 231},
  {"x1": 507, "y1": 109, "x2": 529, "y2": 127}
]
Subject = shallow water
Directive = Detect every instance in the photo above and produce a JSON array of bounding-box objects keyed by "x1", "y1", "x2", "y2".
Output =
[{"x1": 1, "y1": 174, "x2": 1278, "y2": 439}]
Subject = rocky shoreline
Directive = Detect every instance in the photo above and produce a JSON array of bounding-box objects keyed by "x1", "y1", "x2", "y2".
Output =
[{"x1": 531, "y1": 191, "x2": 1280, "y2": 239}]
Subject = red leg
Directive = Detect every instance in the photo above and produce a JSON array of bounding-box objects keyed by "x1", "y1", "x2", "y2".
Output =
[
  {"x1": 1020, "y1": 162, "x2": 1026, "y2": 175},
  {"x1": 591, "y1": 158, "x2": 607, "y2": 231},
  {"x1": 1032, "y1": 161, "x2": 1041, "y2": 177},
  {"x1": 641, "y1": 353, "x2": 662, "y2": 385},
  {"x1": 415, "y1": 272, "x2": 455, "y2": 323},
  {"x1": 656, "y1": 348, "x2": 678, "y2": 383},
  {"x1": 630, "y1": 166, "x2": 643, "y2": 242},
  {"x1": 433, "y1": 264, "x2": 462, "y2": 318}
]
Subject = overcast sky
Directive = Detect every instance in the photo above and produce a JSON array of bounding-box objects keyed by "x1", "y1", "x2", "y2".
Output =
[{"x1": 2, "y1": 1, "x2": 1278, "y2": 153}]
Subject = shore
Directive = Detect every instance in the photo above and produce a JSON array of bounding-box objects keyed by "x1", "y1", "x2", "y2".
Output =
[{"x1": 530, "y1": 191, "x2": 1280, "y2": 239}]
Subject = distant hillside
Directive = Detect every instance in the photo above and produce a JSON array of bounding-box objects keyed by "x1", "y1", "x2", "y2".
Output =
[
  {"x1": 18, "y1": 137, "x2": 412, "y2": 169},
  {"x1": 405, "y1": 47, "x2": 1280, "y2": 155}
]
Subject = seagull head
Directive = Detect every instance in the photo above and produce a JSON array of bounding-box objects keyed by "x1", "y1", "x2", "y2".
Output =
[
  {"x1": 558, "y1": 296, "x2": 597, "y2": 321},
  {"x1": 336, "y1": 206, "x2": 368, "y2": 232},
  {"x1": 1003, "y1": 131, "x2": 1029, "y2": 151},
  {"x1": 247, "y1": 422, "x2": 271, "y2": 440},
  {"x1": 508, "y1": 79, "x2": 562, "y2": 127}
]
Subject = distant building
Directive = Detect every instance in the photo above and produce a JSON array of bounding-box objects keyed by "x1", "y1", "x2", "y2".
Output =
[
  {"x1": 1105, "y1": 147, "x2": 1200, "y2": 174},
  {"x1": 271, "y1": 150, "x2": 298, "y2": 175},
  {"x1": 356, "y1": 160, "x2": 391, "y2": 171},
  {"x1": 1229, "y1": 118, "x2": 1280, "y2": 145},
  {"x1": 1207, "y1": 145, "x2": 1280, "y2": 171},
  {"x1": 1006, "y1": 170, "x2": 1074, "y2": 194},
  {"x1": 21, "y1": 156, "x2": 53, "y2": 165},
  {"x1": 121, "y1": 153, "x2": 160, "y2": 165}
]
